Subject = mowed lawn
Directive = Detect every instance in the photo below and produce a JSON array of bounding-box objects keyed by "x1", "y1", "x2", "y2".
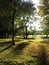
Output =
[{"x1": 0, "y1": 37, "x2": 49, "y2": 65}]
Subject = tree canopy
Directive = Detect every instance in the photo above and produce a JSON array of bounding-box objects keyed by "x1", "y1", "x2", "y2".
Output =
[
  {"x1": 38, "y1": 0, "x2": 49, "y2": 36},
  {"x1": 0, "y1": 0, "x2": 35, "y2": 38}
]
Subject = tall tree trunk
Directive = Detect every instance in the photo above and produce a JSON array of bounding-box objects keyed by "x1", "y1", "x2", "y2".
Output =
[
  {"x1": 11, "y1": 10, "x2": 15, "y2": 45},
  {"x1": 11, "y1": 1, "x2": 16, "y2": 45}
]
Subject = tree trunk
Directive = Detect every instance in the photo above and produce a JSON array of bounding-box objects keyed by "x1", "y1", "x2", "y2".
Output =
[
  {"x1": 11, "y1": 10, "x2": 15, "y2": 45},
  {"x1": 25, "y1": 26, "x2": 27, "y2": 39}
]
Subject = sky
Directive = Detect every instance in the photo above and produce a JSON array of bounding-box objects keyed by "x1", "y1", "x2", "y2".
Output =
[
  {"x1": 32, "y1": 0, "x2": 40, "y2": 4},
  {"x1": 32, "y1": 0, "x2": 40, "y2": 14}
]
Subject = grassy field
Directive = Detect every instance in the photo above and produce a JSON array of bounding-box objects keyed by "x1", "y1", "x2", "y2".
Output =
[{"x1": 0, "y1": 37, "x2": 49, "y2": 65}]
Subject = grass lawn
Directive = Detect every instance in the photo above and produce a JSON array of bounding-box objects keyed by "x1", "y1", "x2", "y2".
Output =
[{"x1": 0, "y1": 37, "x2": 49, "y2": 65}]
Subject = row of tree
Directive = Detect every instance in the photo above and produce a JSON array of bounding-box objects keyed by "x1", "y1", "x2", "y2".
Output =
[
  {"x1": 0, "y1": 0, "x2": 36, "y2": 44},
  {"x1": 0, "y1": 0, "x2": 49, "y2": 40}
]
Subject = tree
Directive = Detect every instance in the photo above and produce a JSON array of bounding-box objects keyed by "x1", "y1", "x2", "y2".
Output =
[
  {"x1": 13, "y1": 0, "x2": 35, "y2": 39},
  {"x1": 38, "y1": 0, "x2": 49, "y2": 16},
  {"x1": 0, "y1": 0, "x2": 35, "y2": 44},
  {"x1": 41, "y1": 15, "x2": 49, "y2": 37},
  {"x1": 38, "y1": 0, "x2": 49, "y2": 37},
  {"x1": 19, "y1": 1, "x2": 35, "y2": 39}
]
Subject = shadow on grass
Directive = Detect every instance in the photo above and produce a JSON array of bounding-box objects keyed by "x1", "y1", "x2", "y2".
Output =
[
  {"x1": 41, "y1": 37, "x2": 49, "y2": 39},
  {"x1": 0, "y1": 39, "x2": 23, "y2": 52},
  {"x1": 15, "y1": 43, "x2": 29, "y2": 50},
  {"x1": 14, "y1": 39, "x2": 23, "y2": 42},
  {"x1": 0, "y1": 61, "x2": 36, "y2": 65},
  {"x1": 0, "y1": 39, "x2": 22, "y2": 46},
  {"x1": 41, "y1": 38, "x2": 49, "y2": 44},
  {"x1": 12, "y1": 42, "x2": 29, "y2": 55},
  {"x1": 37, "y1": 45, "x2": 49, "y2": 65},
  {"x1": 41, "y1": 41, "x2": 49, "y2": 44},
  {"x1": 0, "y1": 41, "x2": 12, "y2": 46},
  {"x1": 0, "y1": 61, "x2": 27, "y2": 65},
  {"x1": 0, "y1": 41, "x2": 13, "y2": 52}
]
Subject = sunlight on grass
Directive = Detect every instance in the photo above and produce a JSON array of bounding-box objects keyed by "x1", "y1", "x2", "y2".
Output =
[{"x1": 0, "y1": 38, "x2": 12, "y2": 42}]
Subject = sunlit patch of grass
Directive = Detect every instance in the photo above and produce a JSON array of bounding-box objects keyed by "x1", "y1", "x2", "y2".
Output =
[{"x1": 0, "y1": 38, "x2": 12, "y2": 42}]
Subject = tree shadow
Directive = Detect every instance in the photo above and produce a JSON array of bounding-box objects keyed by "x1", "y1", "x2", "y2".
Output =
[
  {"x1": 41, "y1": 37, "x2": 49, "y2": 39},
  {"x1": 41, "y1": 41, "x2": 49, "y2": 44},
  {"x1": 41, "y1": 38, "x2": 49, "y2": 44},
  {"x1": 0, "y1": 61, "x2": 27, "y2": 65},
  {"x1": 0, "y1": 41, "x2": 12, "y2": 46},
  {"x1": 14, "y1": 39, "x2": 23, "y2": 42},
  {"x1": 12, "y1": 42, "x2": 29, "y2": 55},
  {"x1": 0, "y1": 41, "x2": 13, "y2": 52},
  {"x1": 0, "y1": 39, "x2": 23, "y2": 52},
  {"x1": 37, "y1": 45, "x2": 49, "y2": 65}
]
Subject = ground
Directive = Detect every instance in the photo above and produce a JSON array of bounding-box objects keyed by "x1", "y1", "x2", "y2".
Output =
[{"x1": 0, "y1": 36, "x2": 49, "y2": 65}]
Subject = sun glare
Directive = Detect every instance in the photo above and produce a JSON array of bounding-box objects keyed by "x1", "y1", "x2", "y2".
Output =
[
  {"x1": 27, "y1": 20, "x2": 42, "y2": 31},
  {"x1": 32, "y1": 0, "x2": 40, "y2": 4},
  {"x1": 33, "y1": 21, "x2": 42, "y2": 31},
  {"x1": 27, "y1": 0, "x2": 42, "y2": 31}
]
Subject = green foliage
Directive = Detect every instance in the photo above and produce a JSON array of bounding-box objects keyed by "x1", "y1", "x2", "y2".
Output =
[
  {"x1": 38, "y1": 0, "x2": 49, "y2": 16},
  {"x1": 38, "y1": 0, "x2": 49, "y2": 36},
  {"x1": 0, "y1": 0, "x2": 35, "y2": 38}
]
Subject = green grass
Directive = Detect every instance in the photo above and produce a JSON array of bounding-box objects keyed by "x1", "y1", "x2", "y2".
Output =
[
  {"x1": 0, "y1": 38, "x2": 12, "y2": 42},
  {"x1": 0, "y1": 37, "x2": 49, "y2": 65}
]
